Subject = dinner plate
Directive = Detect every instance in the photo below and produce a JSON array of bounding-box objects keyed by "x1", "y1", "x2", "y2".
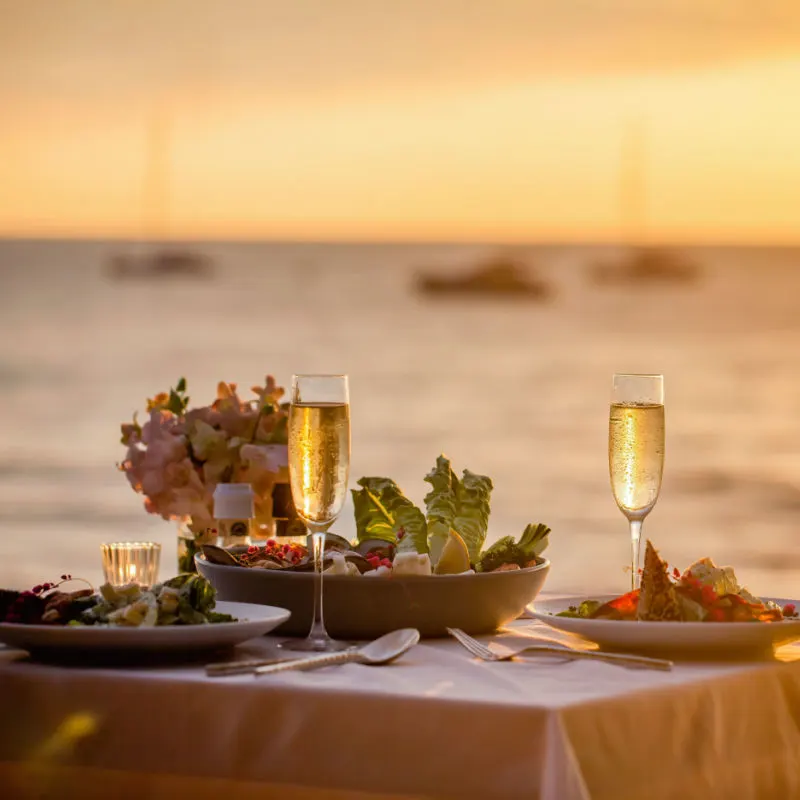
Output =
[
  {"x1": 0, "y1": 601, "x2": 290, "y2": 654},
  {"x1": 529, "y1": 595, "x2": 800, "y2": 655}
]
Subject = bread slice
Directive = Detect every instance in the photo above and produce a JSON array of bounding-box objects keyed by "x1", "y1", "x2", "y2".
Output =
[{"x1": 637, "y1": 540, "x2": 683, "y2": 621}]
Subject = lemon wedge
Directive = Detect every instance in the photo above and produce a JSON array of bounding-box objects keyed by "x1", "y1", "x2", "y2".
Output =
[{"x1": 434, "y1": 529, "x2": 471, "y2": 575}]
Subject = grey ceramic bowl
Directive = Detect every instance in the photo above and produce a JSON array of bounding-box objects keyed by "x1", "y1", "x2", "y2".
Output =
[{"x1": 196, "y1": 556, "x2": 550, "y2": 638}]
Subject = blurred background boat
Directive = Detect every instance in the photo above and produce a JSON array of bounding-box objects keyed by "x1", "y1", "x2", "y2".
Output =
[
  {"x1": 589, "y1": 246, "x2": 699, "y2": 285},
  {"x1": 415, "y1": 255, "x2": 551, "y2": 300},
  {"x1": 106, "y1": 112, "x2": 213, "y2": 281},
  {"x1": 108, "y1": 249, "x2": 213, "y2": 280},
  {"x1": 591, "y1": 120, "x2": 701, "y2": 287}
]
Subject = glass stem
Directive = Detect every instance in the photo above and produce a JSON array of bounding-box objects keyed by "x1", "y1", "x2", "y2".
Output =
[
  {"x1": 308, "y1": 529, "x2": 329, "y2": 647},
  {"x1": 629, "y1": 518, "x2": 643, "y2": 592}
]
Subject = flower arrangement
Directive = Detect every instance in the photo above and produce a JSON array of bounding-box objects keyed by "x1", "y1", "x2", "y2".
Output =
[{"x1": 119, "y1": 376, "x2": 289, "y2": 555}]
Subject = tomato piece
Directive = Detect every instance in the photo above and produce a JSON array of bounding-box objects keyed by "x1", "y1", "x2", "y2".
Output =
[{"x1": 591, "y1": 589, "x2": 640, "y2": 620}]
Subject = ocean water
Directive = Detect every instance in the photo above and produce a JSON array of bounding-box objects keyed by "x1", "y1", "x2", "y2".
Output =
[{"x1": 1, "y1": 239, "x2": 799, "y2": 598}]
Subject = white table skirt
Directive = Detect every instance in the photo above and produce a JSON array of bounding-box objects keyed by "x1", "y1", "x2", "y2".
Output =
[{"x1": 1, "y1": 597, "x2": 798, "y2": 800}]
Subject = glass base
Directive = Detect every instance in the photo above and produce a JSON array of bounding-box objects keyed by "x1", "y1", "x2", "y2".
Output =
[{"x1": 278, "y1": 636, "x2": 352, "y2": 653}]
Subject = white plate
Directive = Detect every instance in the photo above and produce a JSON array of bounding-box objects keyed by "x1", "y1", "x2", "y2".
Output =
[
  {"x1": 0, "y1": 601, "x2": 290, "y2": 654},
  {"x1": 529, "y1": 595, "x2": 800, "y2": 654}
]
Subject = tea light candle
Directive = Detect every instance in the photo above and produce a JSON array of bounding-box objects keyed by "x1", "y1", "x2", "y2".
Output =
[{"x1": 101, "y1": 542, "x2": 161, "y2": 587}]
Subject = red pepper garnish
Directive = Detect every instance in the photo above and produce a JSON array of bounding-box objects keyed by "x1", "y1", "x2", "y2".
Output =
[
  {"x1": 587, "y1": 590, "x2": 640, "y2": 620},
  {"x1": 700, "y1": 585, "x2": 717, "y2": 606}
]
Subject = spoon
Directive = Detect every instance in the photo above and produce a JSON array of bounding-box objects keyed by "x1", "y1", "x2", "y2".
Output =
[{"x1": 252, "y1": 629, "x2": 421, "y2": 677}]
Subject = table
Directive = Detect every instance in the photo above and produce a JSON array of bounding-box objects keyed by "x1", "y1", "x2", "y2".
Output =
[{"x1": 1, "y1": 597, "x2": 799, "y2": 800}]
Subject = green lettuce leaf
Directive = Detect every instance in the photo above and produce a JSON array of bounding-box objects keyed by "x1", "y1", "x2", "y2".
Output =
[
  {"x1": 452, "y1": 469, "x2": 493, "y2": 562},
  {"x1": 423, "y1": 455, "x2": 460, "y2": 559},
  {"x1": 518, "y1": 522, "x2": 551, "y2": 558},
  {"x1": 352, "y1": 486, "x2": 395, "y2": 544},
  {"x1": 164, "y1": 574, "x2": 217, "y2": 618},
  {"x1": 353, "y1": 477, "x2": 428, "y2": 552}
]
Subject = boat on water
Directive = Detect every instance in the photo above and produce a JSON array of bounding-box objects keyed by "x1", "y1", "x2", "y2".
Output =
[
  {"x1": 107, "y1": 111, "x2": 213, "y2": 281},
  {"x1": 108, "y1": 250, "x2": 213, "y2": 280},
  {"x1": 589, "y1": 119, "x2": 700, "y2": 287},
  {"x1": 590, "y1": 247, "x2": 699, "y2": 286},
  {"x1": 415, "y1": 257, "x2": 551, "y2": 300}
]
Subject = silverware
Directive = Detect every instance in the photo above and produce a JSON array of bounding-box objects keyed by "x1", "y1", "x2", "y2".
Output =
[
  {"x1": 447, "y1": 627, "x2": 673, "y2": 671},
  {"x1": 206, "y1": 655, "x2": 289, "y2": 676},
  {"x1": 253, "y1": 628, "x2": 420, "y2": 677}
]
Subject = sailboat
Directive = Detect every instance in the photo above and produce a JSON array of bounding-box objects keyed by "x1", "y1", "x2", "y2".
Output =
[
  {"x1": 414, "y1": 253, "x2": 552, "y2": 300},
  {"x1": 590, "y1": 120, "x2": 699, "y2": 286},
  {"x1": 108, "y1": 113, "x2": 213, "y2": 280}
]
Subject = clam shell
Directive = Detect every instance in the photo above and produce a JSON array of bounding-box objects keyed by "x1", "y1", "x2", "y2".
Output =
[{"x1": 201, "y1": 545, "x2": 243, "y2": 567}]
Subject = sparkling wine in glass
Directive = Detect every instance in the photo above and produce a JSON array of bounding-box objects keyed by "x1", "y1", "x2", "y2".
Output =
[
  {"x1": 609, "y1": 374, "x2": 664, "y2": 591},
  {"x1": 283, "y1": 374, "x2": 351, "y2": 652}
]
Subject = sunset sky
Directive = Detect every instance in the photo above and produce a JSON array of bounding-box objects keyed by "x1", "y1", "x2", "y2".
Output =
[{"x1": 2, "y1": 0, "x2": 800, "y2": 243}]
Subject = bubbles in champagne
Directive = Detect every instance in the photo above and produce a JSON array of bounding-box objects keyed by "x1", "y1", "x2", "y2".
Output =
[
  {"x1": 288, "y1": 402, "x2": 351, "y2": 525},
  {"x1": 609, "y1": 402, "x2": 665, "y2": 517}
]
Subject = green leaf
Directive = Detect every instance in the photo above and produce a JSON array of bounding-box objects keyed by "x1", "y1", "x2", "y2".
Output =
[
  {"x1": 164, "y1": 378, "x2": 189, "y2": 415},
  {"x1": 476, "y1": 524, "x2": 552, "y2": 572},
  {"x1": 519, "y1": 523, "x2": 551, "y2": 558},
  {"x1": 423, "y1": 455, "x2": 459, "y2": 559},
  {"x1": 475, "y1": 536, "x2": 516, "y2": 573},
  {"x1": 166, "y1": 389, "x2": 182, "y2": 415},
  {"x1": 351, "y1": 486, "x2": 397, "y2": 544},
  {"x1": 206, "y1": 611, "x2": 235, "y2": 624},
  {"x1": 452, "y1": 469, "x2": 493, "y2": 562},
  {"x1": 164, "y1": 573, "x2": 216, "y2": 616},
  {"x1": 358, "y1": 477, "x2": 428, "y2": 554},
  {"x1": 269, "y1": 415, "x2": 288, "y2": 443},
  {"x1": 556, "y1": 600, "x2": 600, "y2": 618}
]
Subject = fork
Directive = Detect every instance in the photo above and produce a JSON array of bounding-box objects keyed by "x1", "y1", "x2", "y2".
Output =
[{"x1": 447, "y1": 628, "x2": 673, "y2": 671}]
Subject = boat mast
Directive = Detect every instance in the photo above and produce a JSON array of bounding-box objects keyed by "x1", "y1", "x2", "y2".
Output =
[
  {"x1": 619, "y1": 117, "x2": 647, "y2": 247},
  {"x1": 141, "y1": 109, "x2": 170, "y2": 244}
]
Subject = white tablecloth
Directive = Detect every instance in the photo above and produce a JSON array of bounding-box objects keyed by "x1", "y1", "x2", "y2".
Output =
[{"x1": 1, "y1": 598, "x2": 799, "y2": 800}]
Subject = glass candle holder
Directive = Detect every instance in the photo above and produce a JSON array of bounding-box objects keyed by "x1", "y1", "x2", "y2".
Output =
[{"x1": 101, "y1": 542, "x2": 161, "y2": 587}]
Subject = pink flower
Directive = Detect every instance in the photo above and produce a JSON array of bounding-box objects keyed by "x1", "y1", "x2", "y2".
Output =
[
  {"x1": 251, "y1": 375, "x2": 285, "y2": 409},
  {"x1": 164, "y1": 458, "x2": 205, "y2": 493},
  {"x1": 179, "y1": 406, "x2": 221, "y2": 431},
  {"x1": 120, "y1": 377, "x2": 289, "y2": 528},
  {"x1": 170, "y1": 488, "x2": 213, "y2": 529},
  {"x1": 237, "y1": 444, "x2": 283, "y2": 493},
  {"x1": 140, "y1": 409, "x2": 178, "y2": 445},
  {"x1": 140, "y1": 467, "x2": 167, "y2": 497},
  {"x1": 189, "y1": 420, "x2": 228, "y2": 461}
]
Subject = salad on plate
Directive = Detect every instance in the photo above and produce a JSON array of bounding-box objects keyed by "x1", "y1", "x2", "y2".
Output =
[
  {"x1": 558, "y1": 540, "x2": 798, "y2": 623},
  {"x1": 0, "y1": 573, "x2": 236, "y2": 627}
]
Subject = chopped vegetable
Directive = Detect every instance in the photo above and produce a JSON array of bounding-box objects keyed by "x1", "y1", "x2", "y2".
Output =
[
  {"x1": 556, "y1": 600, "x2": 602, "y2": 618},
  {"x1": 476, "y1": 524, "x2": 551, "y2": 573}
]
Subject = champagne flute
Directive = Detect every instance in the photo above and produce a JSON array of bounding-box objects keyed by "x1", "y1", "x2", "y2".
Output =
[
  {"x1": 609, "y1": 374, "x2": 665, "y2": 591},
  {"x1": 283, "y1": 374, "x2": 351, "y2": 652}
]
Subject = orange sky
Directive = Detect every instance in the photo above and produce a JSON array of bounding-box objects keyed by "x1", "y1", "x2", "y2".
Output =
[{"x1": 2, "y1": 0, "x2": 800, "y2": 243}]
